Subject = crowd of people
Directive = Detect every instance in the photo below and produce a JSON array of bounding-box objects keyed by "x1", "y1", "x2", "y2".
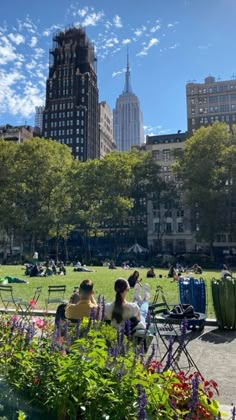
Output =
[{"x1": 25, "y1": 260, "x2": 66, "y2": 277}]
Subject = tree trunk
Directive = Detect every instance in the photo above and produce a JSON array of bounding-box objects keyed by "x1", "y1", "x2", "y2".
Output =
[{"x1": 64, "y1": 238, "x2": 68, "y2": 263}]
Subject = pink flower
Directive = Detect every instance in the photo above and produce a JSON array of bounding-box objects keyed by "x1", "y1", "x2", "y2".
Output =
[{"x1": 35, "y1": 318, "x2": 45, "y2": 329}]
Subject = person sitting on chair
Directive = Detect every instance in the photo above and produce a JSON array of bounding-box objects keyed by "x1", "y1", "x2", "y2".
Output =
[
  {"x1": 55, "y1": 291, "x2": 80, "y2": 326},
  {"x1": 105, "y1": 278, "x2": 146, "y2": 332},
  {"x1": 65, "y1": 279, "x2": 97, "y2": 321}
]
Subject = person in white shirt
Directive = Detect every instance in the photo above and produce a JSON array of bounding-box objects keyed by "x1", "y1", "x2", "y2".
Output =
[{"x1": 105, "y1": 278, "x2": 146, "y2": 330}]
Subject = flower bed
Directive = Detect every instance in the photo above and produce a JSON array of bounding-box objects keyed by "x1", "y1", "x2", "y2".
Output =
[{"x1": 0, "y1": 313, "x2": 226, "y2": 419}]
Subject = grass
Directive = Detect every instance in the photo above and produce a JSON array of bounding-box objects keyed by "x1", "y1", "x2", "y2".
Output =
[{"x1": 0, "y1": 265, "x2": 221, "y2": 318}]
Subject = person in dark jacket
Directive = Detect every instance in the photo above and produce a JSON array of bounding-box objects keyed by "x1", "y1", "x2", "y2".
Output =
[{"x1": 127, "y1": 270, "x2": 141, "y2": 288}]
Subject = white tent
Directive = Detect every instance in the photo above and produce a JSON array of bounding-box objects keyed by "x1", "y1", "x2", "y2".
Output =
[{"x1": 126, "y1": 243, "x2": 148, "y2": 254}]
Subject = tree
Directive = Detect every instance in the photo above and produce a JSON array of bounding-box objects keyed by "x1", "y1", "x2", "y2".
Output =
[
  {"x1": 174, "y1": 122, "x2": 236, "y2": 254},
  {"x1": 12, "y1": 138, "x2": 73, "y2": 257},
  {"x1": 0, "y1": 141, "x2": 18, "y2": 262}
]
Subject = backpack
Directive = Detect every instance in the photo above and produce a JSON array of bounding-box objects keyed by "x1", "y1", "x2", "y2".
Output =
[{"x1": 168, "y1": 304, "x2": 199, "y2": 319}]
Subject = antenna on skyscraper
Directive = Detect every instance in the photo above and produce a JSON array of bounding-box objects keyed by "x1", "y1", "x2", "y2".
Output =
[{"x1": 231, "y1": 73, "x2": 236, "y2": 80}]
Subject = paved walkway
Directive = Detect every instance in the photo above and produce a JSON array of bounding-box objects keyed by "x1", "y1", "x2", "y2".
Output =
[
  {"x1": 186, "y1": 326, "x2": 236, "y2": 406},
  {"x1": 151, "y1": 324, "x2": 236, "y2": 418}
]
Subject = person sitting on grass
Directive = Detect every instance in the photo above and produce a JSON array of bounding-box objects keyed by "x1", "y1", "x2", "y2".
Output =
[
  {"x1": 105, "y1": 278, "x2": 147, "y2": 332},
  {"x1": 192, "y1": 263, "x2": 202, "y2": 275},
  {"x1": 220, "y1": 264, "x2": 232, "y2": 279},
  {"x1": 65, "y1": 279, "x2": 97, "y2": 321},
  {"x1": 146, "y1": 267, "x2": 156, "y2": 278},
  {"x1": 127, "y1": 270, "x2": 141, "y2": 288}
]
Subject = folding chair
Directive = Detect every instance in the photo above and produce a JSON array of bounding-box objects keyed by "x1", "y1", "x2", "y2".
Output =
[
  {"x1": 45, "y1": 285, "x2": 67, "y2": 310},
  {"x1": 0, "y1": 285, "x2": 22, "y2": 312},
  {"x1": 19, "y1": 287, "x2": 42, "y2": 320}
]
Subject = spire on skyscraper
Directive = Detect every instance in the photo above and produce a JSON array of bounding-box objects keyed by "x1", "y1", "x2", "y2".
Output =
[{"x1": 123, "y1": 48, "x2": 132, "y2": 94}]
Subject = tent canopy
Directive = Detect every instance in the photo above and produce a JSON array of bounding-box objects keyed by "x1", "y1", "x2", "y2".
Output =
[{"x1": 126, "y1": 243, "x2": 148, "y2": 254}]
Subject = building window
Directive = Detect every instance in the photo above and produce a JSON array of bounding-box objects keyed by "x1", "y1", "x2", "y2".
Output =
[
  {"x1": 177, "y1": 209, "x2": 184, "y2": 217},
  {"x1": 163, "y1": 149, "x2": 170, "y2": 161},
  {"x1": 165, "y1": 223, "x2": 172, "y2": 233},
  {"x1": 152, "y1": 150, "x2": 160, "y2": 160},
  {"x1": 178, "y1": 223, "x2": 184, "y2": 233}
]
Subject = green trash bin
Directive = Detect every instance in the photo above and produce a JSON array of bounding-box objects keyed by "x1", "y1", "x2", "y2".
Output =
[{"x1": 211, "y1": 277, "x2": 236, "y2": 329}]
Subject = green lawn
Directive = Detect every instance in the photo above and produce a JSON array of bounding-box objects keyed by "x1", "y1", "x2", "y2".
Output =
[{"x1": 0, "y1": 265, "x2": 221, "y2": 318}]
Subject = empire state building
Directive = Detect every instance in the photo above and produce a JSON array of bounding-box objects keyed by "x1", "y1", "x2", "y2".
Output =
[{"x1": 113, "y1": 55, "x2": 144, "y2": 151}]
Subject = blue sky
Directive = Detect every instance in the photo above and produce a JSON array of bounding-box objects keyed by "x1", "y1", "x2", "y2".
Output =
[{"x1": 1, "y1": 0, "x2": 236, "y2": 136}]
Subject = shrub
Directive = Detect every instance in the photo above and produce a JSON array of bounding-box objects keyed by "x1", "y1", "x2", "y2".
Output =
[{"x1": 0, "y1": 314, "x2": 223, "y2": 419}]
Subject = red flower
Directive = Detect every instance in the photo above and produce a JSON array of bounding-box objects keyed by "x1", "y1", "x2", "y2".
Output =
[{"x1": 29, "y1": 299, "x2": 37, "y2": 308}]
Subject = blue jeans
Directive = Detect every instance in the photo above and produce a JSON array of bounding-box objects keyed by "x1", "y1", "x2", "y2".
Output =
[{"x1": 140, "y1": 301, "x2": 149, "y2": 325}]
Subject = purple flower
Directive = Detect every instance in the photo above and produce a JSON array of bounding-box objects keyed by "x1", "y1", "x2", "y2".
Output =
[
  {"x1": 144, "y1": 343, "x2": 155, "y2": 369},
  {"x1": 137, "y1": 384, "x2": 147, "y2": 420},
  {"x1": 164, "y1": 337, "x2": 174, "y2": 370},
  {"x1": 188, "y1": 374, "x2": 199, "y2": 416},
  {"x1": 101, "y1": 296, "x2": 105, "y2": 321},
  {"x1": 76, "y1": 320, "x2": 81, "y2": 338},
  {"x1": 124, "y1": 319, "x2": 132, "y2": 340},
  {"x1": 117, "y1": 361, "x2": 125, "y2": 381}
]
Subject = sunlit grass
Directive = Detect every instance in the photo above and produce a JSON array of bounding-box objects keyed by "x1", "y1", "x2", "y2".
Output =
[{"x1": 0, "y1": 265, "x2": 221, "y2": 317}]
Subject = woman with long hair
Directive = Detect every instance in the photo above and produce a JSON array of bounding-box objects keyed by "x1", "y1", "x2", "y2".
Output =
[{"x1": 105, "y1": 278, "x2": 145, "y2": 330}]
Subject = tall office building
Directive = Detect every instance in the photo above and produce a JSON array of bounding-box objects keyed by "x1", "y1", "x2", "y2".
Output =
[
  {"x1": 42, "y1": 27, "x2": 99, "y2": 161},
  {"x1": 113, "y1": 54, "x2": 144, "y2": 151},
  {"x1": 186, "y1": 76, "x2": 236, "y2": 134},
  {"x1": 34, "y1": 106, "x2": 44, "y2": 135},
  {"x1": 99, "y1": 101, "x2": 116, "y2": 158}
]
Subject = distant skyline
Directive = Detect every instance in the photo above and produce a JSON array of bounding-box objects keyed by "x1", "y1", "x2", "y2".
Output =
[{"x1": 1, "y1": 0, "x2": 236, "y2": 137}]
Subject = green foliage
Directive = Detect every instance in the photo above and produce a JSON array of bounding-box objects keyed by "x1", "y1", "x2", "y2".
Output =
[
  {"x1": 174, "y1": 123, "x2": 236, "y2": 249},
  {"x1": 0, "y1": 315, "x2": 221, "y2": 420}
]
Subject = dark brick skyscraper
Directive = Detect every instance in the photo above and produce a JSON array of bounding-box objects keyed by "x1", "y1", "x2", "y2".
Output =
[{"x1": 42, "y1": 27, "x2": 99, "y2": 161}]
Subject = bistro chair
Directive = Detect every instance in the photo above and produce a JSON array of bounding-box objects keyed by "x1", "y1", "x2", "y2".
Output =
[
  {"x1": 19, "y1": 286, "x2": 42, "y2": 320},
  {"x1": 0, "y1": 285, "x2": 22, "y2": 312},
  {"x1": 45, "y1": 285, "x2": 67, "y2": 311}
]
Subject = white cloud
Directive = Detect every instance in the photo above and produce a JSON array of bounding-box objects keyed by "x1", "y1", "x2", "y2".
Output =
[
  {"x1": 42, "y1": 24, "x2": 62, "y2": 37},
  {"x1": 150, "y1": 25, "x2": 161, "y2": 33},
  {"x1": 167, "y1": 21, "x2": 179, "y2": 28},
  {"x1": 103, "y1": 37, "x2": 119, "y2": 48},
  {"x1": 78, "y1": 7, "x2": 88, "y2": 17},
  {"x1": 8, "y1": 33, "x2": 25, "y2": 45},
  {"x1": 169, "y1": 43, "x2": 180, "y2": 49},
  {"x1": 82, "y1": 12, "x2": 104, "y2": 27},
  {"x1": 113, "y1": 15, "x2": 122, "y2": 28},
  {"x1": 133, "y1": 25, "x2": 147, "y2": 37},
  {"x1": 33, "y1": 48, "x2": 45, "y2": 58},
  {"x1": 112, "y1": 68, "x2": 126, "y2": 78},
  {"x1": 17, "y1": 16, "x2": 38, "y2": 34},
  {"x1": 122, "y1": 39, "x2": 131, "y2": 44},
  {"x1": 0, "y1": 36, "x2": 19, "y2": 64},
  {"x1": 144, "y1": 125, "x2": 171, "y2": 136},
  {"x1": 136, "y1": 37, "x2": 159, "y2": 56},
  {"x1": 0, "y1": 69, "x2": 44, "y2": 118},
  {"x1": 29, "y1": 36, "x2": 37, "y2": 47}
]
